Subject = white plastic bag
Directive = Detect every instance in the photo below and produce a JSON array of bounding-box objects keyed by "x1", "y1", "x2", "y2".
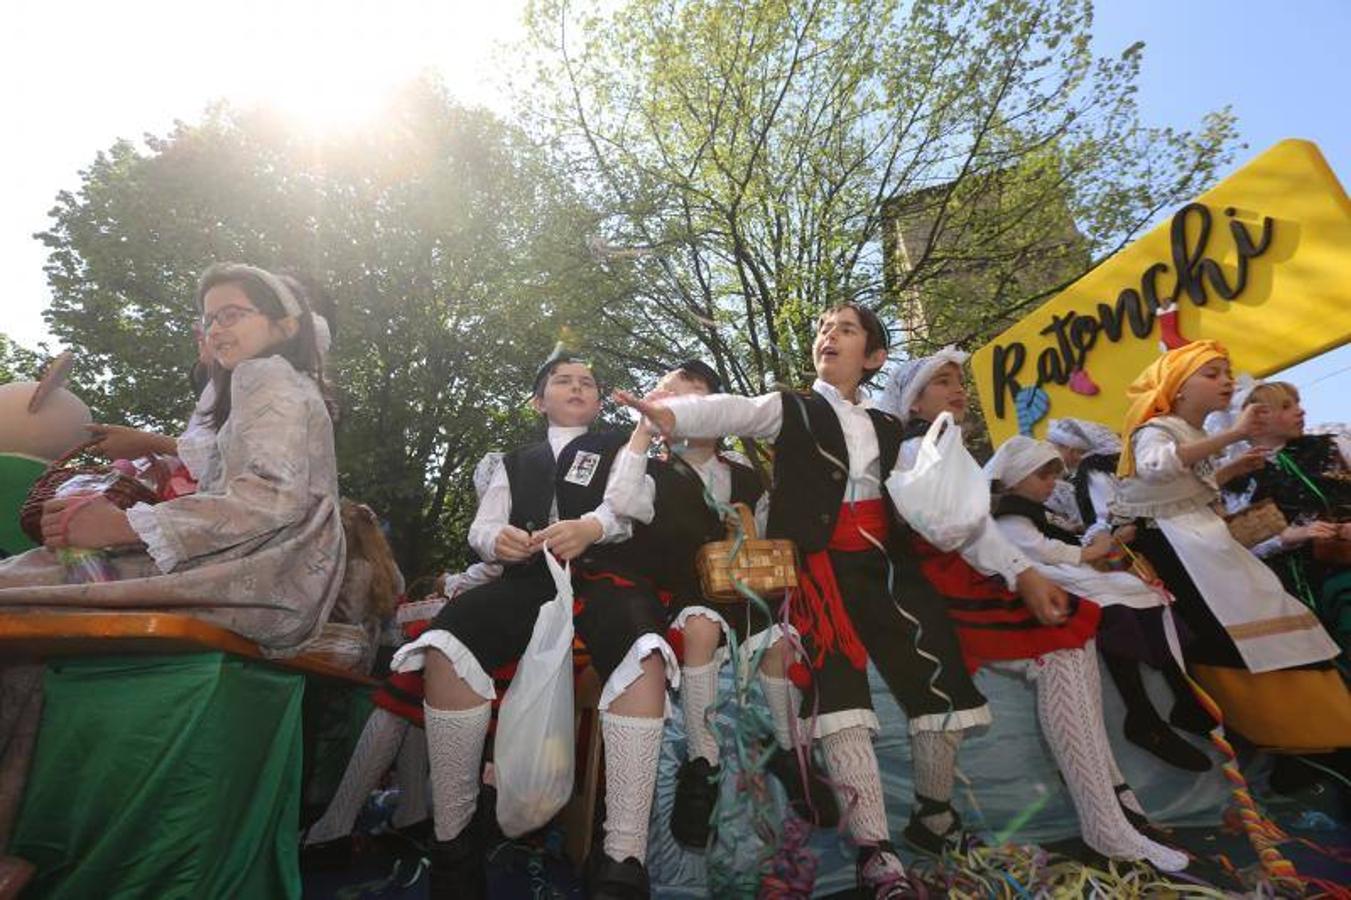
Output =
[
  {"x1": 885, "y1": 411, "x2": 990, "y2": 551},
  {"x1": 494, "y1": 548, "x2": 576, "y2": 837}
]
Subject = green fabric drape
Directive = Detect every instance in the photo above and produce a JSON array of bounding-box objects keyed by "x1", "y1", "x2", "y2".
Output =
[{"x1": 11, "y1": 653, "x2": 304, "y2": 900}]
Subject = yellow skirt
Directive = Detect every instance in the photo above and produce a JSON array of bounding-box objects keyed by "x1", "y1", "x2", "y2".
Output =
[{"x1": 1192, "y1": 664, "x2": 1351, "y2": 752}]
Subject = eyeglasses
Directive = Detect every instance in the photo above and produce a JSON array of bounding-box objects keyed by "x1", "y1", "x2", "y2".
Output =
[{"x1": 202, "y1": 305, "x2": 259, "y2": 330}]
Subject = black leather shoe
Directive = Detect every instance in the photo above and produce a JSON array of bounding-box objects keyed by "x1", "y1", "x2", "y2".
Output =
[
  {"x1": 587, "y1": 852, "x2": 650, "y2": 900},
  {"x1": 1123, "y1": 716, "x2": 1212, "y2": 772},
  {"x1": 902, "y1": 795, "x2": 976, "y2": 858},
  {"x1": 765, "y1": 745, "x2": 840, "y2": 827},
  {"x1": 857, "y1": 840, "x2": 920, "y2": 898},
  {"x1": 298, "y1": 834, "x2": 352, "y2": 871},
  {"x1": 428, "y1": 823, "x2": 484, "y2": 900},
  {"x1": 671, "y1": 757, "x2": 720, "y2": 849}
]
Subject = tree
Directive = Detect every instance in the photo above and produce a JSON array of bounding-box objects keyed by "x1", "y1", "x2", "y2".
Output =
[
  {"x1": 0, "y1": 335, "x2": 43, "y2": 384},
  {"x1": 36, "y1": 78, "x2": 634, "y2": 577},
  {"x1": 519, "y1": 0, "x2": 1239, "y2": 391}
]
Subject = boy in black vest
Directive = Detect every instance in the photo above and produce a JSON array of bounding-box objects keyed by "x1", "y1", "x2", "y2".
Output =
[
  {"x1": 619, "y1": 307, "x2": 1067, "y2": 898},
  {"x1": 392, "y1": 355, "x2": 675, "y2": 900},
  {"x1": 606, "y1": 360, "x2": 838, "y2": 851}
]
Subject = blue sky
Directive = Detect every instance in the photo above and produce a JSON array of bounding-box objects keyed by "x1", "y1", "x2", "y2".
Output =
[
  {"x1": 1, "y1": 0, "x2": 1347, "y2": 421},
  {"x1": 1090, "y1": 0, "x2": 1351, "y2": 425}
]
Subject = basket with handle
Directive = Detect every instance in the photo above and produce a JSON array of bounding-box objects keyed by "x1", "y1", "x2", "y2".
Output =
[
  {"x1": 695, "y1": 502, "x2": 798, "y2": 603},
  {"x1": 1224, "y1": 498, "x2": 1287, "y2": 548},
  {"x1": 19, "y1": 438, "x2": 159, "y2": 543}
]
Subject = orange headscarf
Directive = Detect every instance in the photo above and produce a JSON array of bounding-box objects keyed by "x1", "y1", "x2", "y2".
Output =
[{"x1": 1117, "y1": 340, "x2": 1228, "y2": 477}]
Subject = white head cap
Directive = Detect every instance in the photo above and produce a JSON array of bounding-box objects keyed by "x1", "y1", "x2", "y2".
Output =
[
  {"x1": 1045, "y1": 418, "x2": 1121, "y2": 456},
  {"x1": 983, "y1": 435, "x2": 1062, "y2": 488},
  {"x1": 876, "y1": 346, "x2": 969, "y2": 423}
]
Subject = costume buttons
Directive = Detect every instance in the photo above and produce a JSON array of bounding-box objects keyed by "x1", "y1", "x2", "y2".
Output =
[
  {"x1": 819, "y1": 513, "x2": 831, "y2": 523},
  {"x1": 831, "y1": 471, "x2": 843, "y2": 481}
]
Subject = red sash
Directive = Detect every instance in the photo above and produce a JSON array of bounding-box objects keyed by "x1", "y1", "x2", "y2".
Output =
[{"x1": 791, "y1": 499, "x2": 888, "y2": 670}]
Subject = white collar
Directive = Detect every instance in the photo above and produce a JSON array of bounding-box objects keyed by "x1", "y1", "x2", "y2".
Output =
[
  {"x1": 673, "y1": 445, "x2": 722, "y2": 471},
  {"x1": 547, "y1": 424, "x2": 588, "y2": 454},
  {"x1": 812, "y1": 378, "x2": 871, "y2": 409}
]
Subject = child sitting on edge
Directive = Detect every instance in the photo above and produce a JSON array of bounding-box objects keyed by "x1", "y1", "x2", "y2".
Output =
[
  {"x1": 605, "y1": 360, "x2": 837, "y2": 851},
  {"x1": 390, "y1": 352, "x2": 676, "y2": 900}
]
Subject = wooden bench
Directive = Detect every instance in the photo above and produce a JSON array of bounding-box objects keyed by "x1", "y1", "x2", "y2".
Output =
[{"x1": 0, "y1": 611, "x2": 380, "y2": 686}]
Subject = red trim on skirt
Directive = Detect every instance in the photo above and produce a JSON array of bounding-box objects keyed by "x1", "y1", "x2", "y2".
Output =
[{"x1": 909, "y1": 534, "x2": 1100, "y2": 673}]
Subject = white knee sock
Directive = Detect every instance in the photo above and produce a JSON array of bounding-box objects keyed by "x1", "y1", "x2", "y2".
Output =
[
  {"x1": 1085, "y1": 647, "x2": 1145, "y2": 817},
  {"x1": 910, "y1": 730, "x2": 961, "y2": 836},
  {"x1": 821, "y1": 726, "x2": 890, "y2": 845},
  {"x1": 681, "y1": 661, "x2": 720, "y2": 766},
  {"x1": 600, "y1": 711, "x2": 664, "y2": 862},
  {"x1": 424, "y1": 702, "x2": 491, "y2": 842},
  {"x1": 306, "y1": 708, "x2": 408, "y2": 844},
  {"x1": 757, "y1": 672, "x2": 801, "y2": 750},
  {"x1": 1036, "y1": 648, "x2": 1187, "y2": 871},
  {"x1": 392, "y1": 723, "x2": 430, "y2": 829}
]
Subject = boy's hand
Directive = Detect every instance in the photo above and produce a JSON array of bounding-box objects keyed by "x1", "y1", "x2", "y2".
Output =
[
  {"x1": 494, "y1": 525, "x2": 536, "y2": 562},
  {"x1": 1014, "y1": 568, "x2": 1070, "y2": 625},
  {"x1": 626, "y1": 388, "x2": 675, "y2": 449},
  {"x1": 613, "y1": 390, "x2": 676, "y2": 438},
  {"x1": 1232, "y1": 403, "x2": 1269, "y2": 440},
  {"x1": 532, "y1": 518, "x2": 604, "y2": 562},
  {"x1": 1111, "y1": 523, "x2": 1137, "y2": 545}
]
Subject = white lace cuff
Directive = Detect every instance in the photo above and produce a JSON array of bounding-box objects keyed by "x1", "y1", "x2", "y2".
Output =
[{"x1": 125, "y1": 502, "x2": 180, "y2": 573}]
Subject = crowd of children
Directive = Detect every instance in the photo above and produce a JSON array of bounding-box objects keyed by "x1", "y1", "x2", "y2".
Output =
[{"x1": 1, "y1": 262, "x2": 1348, "y2": 899}]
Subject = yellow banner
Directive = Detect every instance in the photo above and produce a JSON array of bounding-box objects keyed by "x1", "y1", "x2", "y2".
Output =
[{"x1": 971, "y1": 139, "x2": 1351, "y2": 444}]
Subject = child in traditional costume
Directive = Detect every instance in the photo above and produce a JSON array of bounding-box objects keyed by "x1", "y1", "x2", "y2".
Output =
[
  {"x1": 391, "y1": 354, "x2": 676, "y2": 900},
  {"x1": 619, "y1": 308, "x2": 1064, "y2": 897},
  {"x1": 0, "y1": 262, "x2": 344, "y2": 645},
  {"x1": 878, "y1": 352, "x2": 1185, "y2": 871},
  {"x1": 1220, "y1": 381, "x2": 1350, "y2": 648},
  {"x1": 605, "y1": 360, "x2": 837, "y2": 851},
  {"x1": 985, "y1": 435, "x2": 1189, "y2": 869},
  {"x1": 0, "y1": 262, "x2": 344, "y2": 843},
  {"x1": 1114, "y1": 342, "x2": 1351, "y2": 752},
  {"x1": 1047, "y1": 418, "x2": 1213, "y2": 771}
]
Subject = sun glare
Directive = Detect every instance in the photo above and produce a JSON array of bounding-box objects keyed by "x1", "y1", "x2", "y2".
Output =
[{"x1": 221, "y1": 0, "x2": 520, "y2": 133}]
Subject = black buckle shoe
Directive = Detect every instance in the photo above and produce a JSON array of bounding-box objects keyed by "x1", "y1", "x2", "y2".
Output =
[
  {"x1": 671, "y1": 757, "x2": 720, "y2": 849},
  {"x1": 298, "y1": 834, "x2": 353, "y2": 871},
  {"x1": 1123, "y1": 717, "x2": 1212, "y2": 772},
  {"x1": 765, "y1": 745, "x2": 840, "y2": 827},
  {"x1": 1168, "y1": 698, "x2": 1215, "y2": 737},
  {"x1": 857, "y1": 840, "x2": 920, "y2": 899},
  {"x1": 902, "y1": 795, "x2": 973, "y2": 858},
  {"x1": 587, "y1": 852, "x2": 650, "y2": 900},
  {"x1": 428, "y1": 823, "x2": 485, "y2": 900}
]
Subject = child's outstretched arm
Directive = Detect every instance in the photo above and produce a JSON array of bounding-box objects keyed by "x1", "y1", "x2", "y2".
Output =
[{"x1": 614, "y1": 389, "x2": 783, "y2": 442}]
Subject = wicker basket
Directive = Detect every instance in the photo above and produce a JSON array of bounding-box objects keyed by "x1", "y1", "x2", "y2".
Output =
[
  {"x1": 1224, "y1": 498, "x2": 1287, "y2": 548},
  {"x1": 695, "y1": 503, "x2": 797, "y2": 604},
  {"x1": 19, "y1": 439, "x2": 159, "y2": 543}
]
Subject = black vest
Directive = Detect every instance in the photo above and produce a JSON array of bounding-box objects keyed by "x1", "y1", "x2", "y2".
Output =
[
  {"x1": 501, "y1": 430, "x2": 633, "y2": 575},
  {"x1": 992, "y1": 493, "x2": 1082, "y2": 546},
  {"x1": 1071, "y1": 452, "x2": 1120, "y2": 529},
  {"x1": 639, "y1": 453, "x2": 765, "y2": 600},
  {"x1": 767, "y1": 390, "x2": 904, "y2": 553}
]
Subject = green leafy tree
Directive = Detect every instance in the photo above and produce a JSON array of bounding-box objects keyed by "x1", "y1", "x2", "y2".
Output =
[
  {"x1": 36, "y1": 79, "x2": 634, "y2": 577},
  {"x1": 520, "y1": 0, "x2": 1239, "y2": 391}
]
